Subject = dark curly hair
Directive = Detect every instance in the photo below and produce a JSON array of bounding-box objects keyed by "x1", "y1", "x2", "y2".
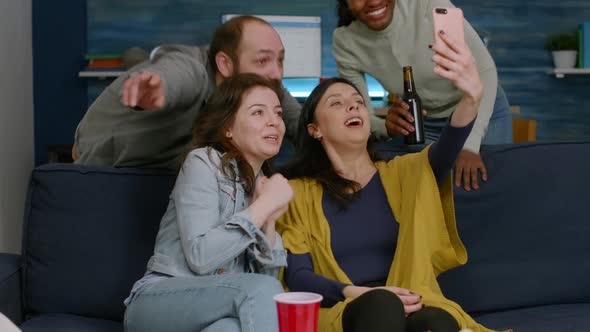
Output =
[{"x1": 337, "y1": 0, "x2": 356, "y2": 27}]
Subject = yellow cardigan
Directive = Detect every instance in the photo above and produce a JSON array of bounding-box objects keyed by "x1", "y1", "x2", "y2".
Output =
[{"x1": 277, "y1": 147, "x2": 501, "y2": 332}]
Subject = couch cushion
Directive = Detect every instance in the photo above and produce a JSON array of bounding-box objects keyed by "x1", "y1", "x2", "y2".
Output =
[
  {"x1": 376, "y1": 142, "x2": 590, "y2": 313},
  {"x1": 20, "y1": 313, "x2": 122, "y2": 332},
  {"x1": 23, "y1": 164, "x2": 175, "y2": 321},
  {"x1": 0, "y1": 254, "x2": 23, "y2": 325},
  {"x1": 437, "y1": 142, "x2": 590, "y2": 312},
  {"x1": 473, "y1": 303, "x2": 590, "y2": 332}
]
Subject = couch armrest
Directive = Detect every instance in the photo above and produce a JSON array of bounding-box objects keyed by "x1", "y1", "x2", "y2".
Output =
[{"x1": 0, "y1": 253, "x2": 23, "y2": 325}]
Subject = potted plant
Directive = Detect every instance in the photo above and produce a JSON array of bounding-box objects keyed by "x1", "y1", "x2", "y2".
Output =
[{"x1": 545, "y1": 33, "x2": 578, "y2": 69}]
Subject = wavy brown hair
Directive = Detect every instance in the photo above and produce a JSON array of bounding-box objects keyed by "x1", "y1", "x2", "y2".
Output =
[
  {"x1": 185, "y1": 73, "x2": 283, "y2": 194},
  {"x1": 208, "y1": 15, "x2": 273, "y2": 74}
]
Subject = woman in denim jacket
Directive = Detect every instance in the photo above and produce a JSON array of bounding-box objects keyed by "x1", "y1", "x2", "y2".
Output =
[{"x1": 124, "y1": 74, "x2": 293, "y2": 332}]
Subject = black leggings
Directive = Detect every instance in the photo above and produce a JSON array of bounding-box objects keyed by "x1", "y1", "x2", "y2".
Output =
[{"x1": 342, "y1": 289, "x2": 460, "y2": 332}]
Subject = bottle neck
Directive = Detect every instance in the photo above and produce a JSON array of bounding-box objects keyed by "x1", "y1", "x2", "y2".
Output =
[{"x1": 403, "y1": 69, "x2": 416, "y2": 93}]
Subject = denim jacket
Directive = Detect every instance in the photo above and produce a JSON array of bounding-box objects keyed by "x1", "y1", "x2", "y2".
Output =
[{"x1": 145, "y1": 147, "x2": 287, "y2": 278}]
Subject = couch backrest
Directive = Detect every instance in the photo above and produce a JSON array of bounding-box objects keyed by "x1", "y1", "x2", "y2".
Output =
[
  {"x1": 22, "y1": 142, "x2": 590, "y2": 320},
  {"x1": 443, "y1": 141, "x2": 590, "y2": 313},
  {"x1": 22, "y1": 164, "x2": 175, "y2": 321},
  {"x1": 440, "y1": 142, "x2": 590, "y2": 311},
  {"x1": 380, "y1": 141, "x2": 590, "y2": 313}
]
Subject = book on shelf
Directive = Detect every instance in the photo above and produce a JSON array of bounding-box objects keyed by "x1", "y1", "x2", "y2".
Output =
[
  {"x1": 84, "y1": 53, "x2": 121, "y2": 60},
  {"x1": 82, "y1": 67, "x2": 125, "y2": 72},
  {"x1": 80, "y1": 53, "x2": 125, "y2": 77},
  {"x1": 84, "y1": 53, "x2": 123, "y2": 68},
  {"x1": 88, "y1": 58, "x2": 123, "y2": 68}
]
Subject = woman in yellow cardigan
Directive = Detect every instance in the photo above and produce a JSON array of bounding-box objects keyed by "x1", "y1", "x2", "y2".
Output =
[{"x1": 276, "y1": 31, "x2": 501, "y2": 332}]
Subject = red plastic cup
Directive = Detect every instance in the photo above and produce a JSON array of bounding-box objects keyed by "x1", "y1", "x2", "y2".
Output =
[{"x1": 274, "y1": 292, "x2": 323, "y2": 332}]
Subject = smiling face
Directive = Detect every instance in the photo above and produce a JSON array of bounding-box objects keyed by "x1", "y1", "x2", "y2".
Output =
[
  {"x1": 309, "y1": 82, "x2": 371, "y2": 147},
  {"x1": 227, "y1": 86, "x2": 285, "y2": 169},
  {"x1": 347, "y1": 0, "x2": 394, "y2": 31},
  {"x1": 237, "y1": 21, "x2": 285, "y2": 80}
]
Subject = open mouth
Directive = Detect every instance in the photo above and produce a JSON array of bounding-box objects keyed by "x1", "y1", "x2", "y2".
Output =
[
  {"x1": 263, "y1": 135, "x2": 280, "y2": 143},
  {"x1": 366, "y1": 5, "x2": 387, "y2": 18},
  {"x1": 344, "y1": 117, "x2": 364, "y2": 128}
]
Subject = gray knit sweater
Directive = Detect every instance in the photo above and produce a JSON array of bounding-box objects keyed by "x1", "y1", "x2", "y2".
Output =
[
  {"x1": 333, "y1": 0, "x2": 498, "y2": 152},
  {"x1": 74, "y1": 45, "x2": 302, "y2": 170}
]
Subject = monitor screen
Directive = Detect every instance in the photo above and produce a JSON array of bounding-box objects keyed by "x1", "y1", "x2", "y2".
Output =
[{"x1": 221, "y1": 14, "x2": 321, "y2": 78}]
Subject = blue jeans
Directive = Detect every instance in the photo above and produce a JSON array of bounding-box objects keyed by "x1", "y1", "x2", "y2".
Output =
[
  {"x1": 124, "y1": 273, "x2": 284, "y2": 332},
  {"x1": 422, "y1": 84, "x2": 513, "y2": 144},
  {"x1": 481, "y1": 84, "x2": 513, "y2": 144}
]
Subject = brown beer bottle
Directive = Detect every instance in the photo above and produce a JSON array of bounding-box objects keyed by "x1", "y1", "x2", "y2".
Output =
[{"x1": 402, "y1": 66, "x2": 425, "y2": 144}]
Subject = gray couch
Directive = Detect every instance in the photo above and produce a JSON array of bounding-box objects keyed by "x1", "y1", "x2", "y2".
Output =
[{"x1": 1, "y1": 141, "x2": 589, "y2": 331}]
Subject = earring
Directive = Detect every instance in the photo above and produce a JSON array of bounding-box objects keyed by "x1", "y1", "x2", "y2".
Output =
[{"x1": 226, "y1": 132, "x2": 232, "y2": 138}]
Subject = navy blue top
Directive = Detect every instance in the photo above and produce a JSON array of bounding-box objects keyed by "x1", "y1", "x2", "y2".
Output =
[{"x1": 284, "y1": 119, "x2": 474, "y2": 307}]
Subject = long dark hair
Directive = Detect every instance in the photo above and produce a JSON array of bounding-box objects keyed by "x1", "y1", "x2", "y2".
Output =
[
  {"x1": 281, "y1": 77, "x2": 383, "y2": 208},
  {"x1": 185, "y1": 73, "x2": 283, "y2": 194},
  {"x1": 337, "y1": 0, "x2": 356, "y2": 27}
]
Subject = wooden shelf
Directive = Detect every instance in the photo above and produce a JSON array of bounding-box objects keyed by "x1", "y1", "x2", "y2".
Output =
[
  {"x1": 549, "y1": 68, "x2": 590, "y2": 78},
  {"x1": 79, "y1": 71, "x2": 124, "y2": 79}
]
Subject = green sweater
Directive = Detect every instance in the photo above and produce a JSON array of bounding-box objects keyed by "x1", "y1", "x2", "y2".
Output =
[
  {"x1": 333, "y1": 0, "x2": 497, "y2": 152},
  {"x1": 74, "y1": 45, "x2": 302, "y2": 170}
]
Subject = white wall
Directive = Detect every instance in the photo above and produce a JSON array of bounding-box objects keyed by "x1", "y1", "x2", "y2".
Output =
[{"x1": 0, "y1": 0, "x2": 34, "y2": 254}]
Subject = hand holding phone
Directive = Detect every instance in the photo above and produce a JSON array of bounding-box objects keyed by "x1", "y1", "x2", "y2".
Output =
[
  {"x1": 430, "y1": 6, "x2": 483, "y2": 116},
  {"x1": 433, "y1": 7, "x2": 465, "y2": 47}
]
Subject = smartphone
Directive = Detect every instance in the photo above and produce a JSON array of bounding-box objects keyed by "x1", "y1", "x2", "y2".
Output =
[{"x1": 433, "y1": 7, "x2": 465, "y2": 47}]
